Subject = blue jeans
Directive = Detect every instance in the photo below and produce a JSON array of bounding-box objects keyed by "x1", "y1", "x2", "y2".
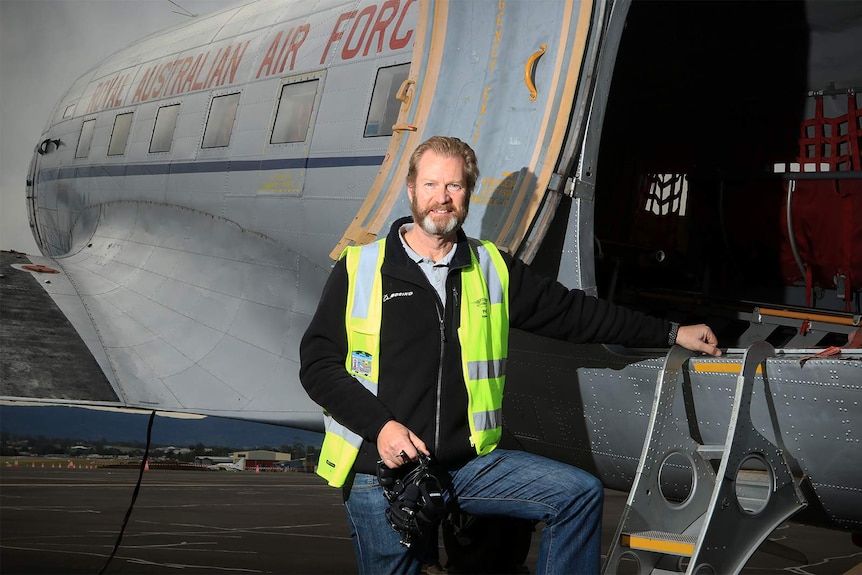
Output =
[{"x1": 343, "y1": 449, "x2": 603, "y2": 574}]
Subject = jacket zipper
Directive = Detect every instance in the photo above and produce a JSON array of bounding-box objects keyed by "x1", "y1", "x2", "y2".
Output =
[
  {"x1": 434, "y1": 302, "x2": 445, "y2": 452},
  {"x1": 433, "y1": 282, "x2": 458, "y2": 454}
]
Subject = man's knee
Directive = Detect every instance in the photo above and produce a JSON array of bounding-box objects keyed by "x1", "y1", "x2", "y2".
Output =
[
  {"x1": 584, "y1": 472, "x2": 603, "y2": 497},
  {"x1": 584, "y1": 473, "x2": 603, "y2": 508},
  {"x1": 558, "y1": 465, "x2": 603, "y2": 510}
]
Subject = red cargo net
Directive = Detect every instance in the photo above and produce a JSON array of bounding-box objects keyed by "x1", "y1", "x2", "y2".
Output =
[
  {"x1": 781, "y1": 91, "x2": 862, "y2": 311},
  {"x1": 798, "y1": 92, "x2": 861, "y2": 171}
]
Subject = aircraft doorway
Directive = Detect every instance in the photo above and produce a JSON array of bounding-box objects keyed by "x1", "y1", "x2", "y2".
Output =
[{"x1": 592, "y1": 0, "x2": 861, "y2": 348}]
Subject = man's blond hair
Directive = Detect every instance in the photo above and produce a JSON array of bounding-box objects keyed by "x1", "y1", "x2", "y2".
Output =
[{"x1": 406, "y1": 136, "x2": 480, "y2": 193}]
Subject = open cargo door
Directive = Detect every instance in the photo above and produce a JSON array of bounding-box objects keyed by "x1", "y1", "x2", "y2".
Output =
[{"x1": 333, "y1": 0, "x2": 605, "y2": 260}]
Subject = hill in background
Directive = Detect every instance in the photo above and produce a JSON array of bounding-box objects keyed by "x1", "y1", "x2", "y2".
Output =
[{"x1": 0, "y1": 404, "x2": 322, "y2": 449}]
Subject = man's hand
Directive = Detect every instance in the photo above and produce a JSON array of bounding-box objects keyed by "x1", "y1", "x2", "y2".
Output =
[
  {"x1": 676, "y1": 324, "x2": 722, "y2": 357},
  {"x1": 377, "y1": 420, "x2": 430, "y2": 469}
]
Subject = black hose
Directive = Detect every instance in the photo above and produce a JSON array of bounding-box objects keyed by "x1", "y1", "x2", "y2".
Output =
[{"x1": 98, "y1": 410, "x2": 156, "y2": 574}]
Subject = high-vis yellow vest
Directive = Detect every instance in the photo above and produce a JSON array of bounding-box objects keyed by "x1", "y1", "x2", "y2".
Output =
[{"x1": 316, "y1": 238, "x2": 510, "y2": 487}]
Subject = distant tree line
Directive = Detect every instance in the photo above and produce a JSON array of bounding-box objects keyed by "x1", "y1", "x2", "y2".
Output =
[{"x1": 0, "y1": 431, "x2": 317, "y2": 461}]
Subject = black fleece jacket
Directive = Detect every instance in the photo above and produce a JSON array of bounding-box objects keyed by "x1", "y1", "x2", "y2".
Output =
[{"x1": 299, "y1": 217, "x2": 672, "y2": 475}]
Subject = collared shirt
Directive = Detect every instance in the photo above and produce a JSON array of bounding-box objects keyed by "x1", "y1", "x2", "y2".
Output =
[{"x1": 398, "y1": 223, "x2": 456, "y2": 308}]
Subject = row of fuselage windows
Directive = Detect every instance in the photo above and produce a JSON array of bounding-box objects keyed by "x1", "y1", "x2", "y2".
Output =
[{"x1": 74, "y1": 63, "x2": 410, "y2": 159}]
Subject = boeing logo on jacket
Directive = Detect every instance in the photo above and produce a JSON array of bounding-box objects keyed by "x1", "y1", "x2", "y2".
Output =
[{"x1": 383, "y1": 291, "x2": 414, "y2": 303}]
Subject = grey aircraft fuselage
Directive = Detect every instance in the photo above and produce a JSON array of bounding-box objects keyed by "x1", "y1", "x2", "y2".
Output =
[{"x1": 6, "y1": 0, "x2": 861, "y2": 550}]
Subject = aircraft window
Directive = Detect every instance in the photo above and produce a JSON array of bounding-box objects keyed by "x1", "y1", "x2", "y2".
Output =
[
  {"x1": 150, "y1": 104, "x2": 180, "y2": 153},
  {"x1": 75, "y1": 119, "x2": 96, "y2": 158},
  {"x1": 364, "y1": 63, "x2": 410, "y2": 137},
  {"x1": 108, "y1": 112, "x2": 134, "y2": 156},
  {"x1": 271, "y1": 79, "x2": 319, "y2": 144},
  {"x1": 643, "y1": 173, "x2": 689, "y2": 216},
  {"x1": 63, "y1": 104, "x2": 76, "y2": 119},
  {"x1": 202, "y1": 93, "x2": 241, "y2": 149}
]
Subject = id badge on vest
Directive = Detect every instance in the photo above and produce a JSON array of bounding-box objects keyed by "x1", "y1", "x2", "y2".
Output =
[{"x1": 351, "y1": 351, "x2": 373, "y2": 376}]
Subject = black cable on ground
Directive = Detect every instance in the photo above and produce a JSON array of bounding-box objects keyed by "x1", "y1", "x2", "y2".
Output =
[{"x1": 98, "y1": 410, "x2": 156, "y2": 574}]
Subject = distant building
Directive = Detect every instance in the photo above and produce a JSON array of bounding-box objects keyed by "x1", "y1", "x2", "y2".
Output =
[
  {"x1": 195, "y1": 455, "x2": 233, "y2": 466},
  {"x1": 157, "y1": 446, "x2": 192, "y2": 456},
  {"x1": 230, "y1": 450, "x2": 292, "y2": 469},
  {"x1": 194, "y1": 451, "x2": 293, "y2": 470}
]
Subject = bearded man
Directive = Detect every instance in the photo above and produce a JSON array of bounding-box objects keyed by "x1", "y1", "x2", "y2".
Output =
[{"x1": 299, "y1": 135, "x2": 721, "y2": 574}]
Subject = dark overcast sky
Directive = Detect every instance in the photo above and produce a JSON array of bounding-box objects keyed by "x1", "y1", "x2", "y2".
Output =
[{"x1": 0, "y1": 0, "x2": 236, "y2": 255}]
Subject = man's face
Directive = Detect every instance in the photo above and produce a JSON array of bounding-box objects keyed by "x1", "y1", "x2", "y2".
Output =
[{"x1": 407, "y1": 151, "x2": 469, "y2": 238}]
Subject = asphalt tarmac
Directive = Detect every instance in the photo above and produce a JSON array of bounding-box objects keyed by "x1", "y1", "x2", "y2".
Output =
[{"x1": 1, "y1": 466, "x2": 860, "y2": 574}]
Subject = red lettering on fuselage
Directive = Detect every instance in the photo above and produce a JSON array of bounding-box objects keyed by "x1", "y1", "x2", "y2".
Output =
[
  {"x1": 364, "y1": 0, "x2": 399, "y2": 56},
  {"x1": 390, "y1": 0, "x2": 415, "y2": 50},
  {"x1": 283, "y1": 25, "x2": 309, "y2": 72},
  {"x1": 202, "y1": 47, "x2": 227, "y2": 89},
  {"x1": 342, "y1": 5, "x2": 376, "y2": 60},
  {"x1": 258, "y1": 29, "x2": 291, "y2": 78},
  {"x1": 131, "y1": 67, "x2": 151, "y2": 104},
  {"x1": 109, "y1": 75, "x2": 125, "y2": 108},
  {"x1": 321, "y1": 0, "x2": 415, "y2": 64},
  {"x1": 150, "y1": 62, "x2": 170, "y2": 101},
  {"x1": 320, "y1": 10, "x2": 356, "y2": 65},
  {"x1": 87, "y1": 74, "x2": 127, "y2": 113},
  {"x1": 128, "y1": 41, "x2": 253, "y2": 104},
  {"x1": 84, "y1": 1, "x2": 414, "y2": 113},
  {"x1": 257, "y1": 25, "x2": 310, "y2": 79},
  {"x1": 203, "y1": 40, "x2": 250, "y2": 89},
  {"x1": 225, "y1": 41, "x2": 251, "y2": 85},
  {"x1": 197, "y1": 46, "x2": 219, "y2": 90},
  {"x1": 170, "y1": 57, "x2": 194, "y2": 96}
]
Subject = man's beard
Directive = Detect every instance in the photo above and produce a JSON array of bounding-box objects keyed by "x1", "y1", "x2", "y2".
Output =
[{"x1": 411, "y1": 195, "x2": 468, "y2": 237}]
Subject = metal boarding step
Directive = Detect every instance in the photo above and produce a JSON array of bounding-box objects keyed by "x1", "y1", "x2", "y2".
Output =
[
  {"x1": 602, "y1": 341, "x2": 807, "y2": 575},
  {"x1": 739, "y1": 306, "x2": 860, "y2": 348}
]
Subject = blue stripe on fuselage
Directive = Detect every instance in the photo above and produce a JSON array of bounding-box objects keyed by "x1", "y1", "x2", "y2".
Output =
[{"x1": 36, "y1": 155, "x2": 386, "y2": 183}]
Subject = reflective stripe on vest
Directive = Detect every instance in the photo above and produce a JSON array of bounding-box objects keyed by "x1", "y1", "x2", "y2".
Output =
[
  {"x1": 460, "y1": 239, "x2": 509, "y2": 454},
  {"x1": 316, "y1": 240, "x2": 385, "y2": 487},
  {"x1": 316, "y1": 238, "x2": 509, "y2": 487}
]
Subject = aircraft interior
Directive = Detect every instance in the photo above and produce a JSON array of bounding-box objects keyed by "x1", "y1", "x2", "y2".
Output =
[{"x1": 587, "y1": 1, "x2": 860, "y2": 349}]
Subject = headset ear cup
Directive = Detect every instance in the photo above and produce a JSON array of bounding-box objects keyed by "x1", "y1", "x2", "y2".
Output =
[
  {"x1": 377, "y1": 460, "x2": 397, "y2": 490},
  {"x1": 400, "y1": 484, "x2": 420, "y2": 507},
  {"x1": 387, "y1": 500, "x2": 413, "y2": 528},
  {"x1": 378, "y1": 453, "x2": 444, "y2": 547},
  {"x1": 416, "y1": 478, "x2": 446, "y2": 524}
]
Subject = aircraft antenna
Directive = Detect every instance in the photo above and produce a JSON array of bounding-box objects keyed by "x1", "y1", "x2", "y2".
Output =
[{"x1": 168, "y1": 0, "x2": 198, "y2": 18}]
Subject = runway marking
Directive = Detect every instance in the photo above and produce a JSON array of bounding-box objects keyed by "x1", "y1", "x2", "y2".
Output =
[
  {"x1": 781, "y1": 552, "x2": 862, "y2": 575},
  {"x1": 0, "y1": 545, "x2": 263, "y2": 572},
  {"x1": 171, "y1": 522, "x2": 331, "y2": 530},
  {"x1": 127, "y1": 521, "x2": 353, "y2": 541},
  {"x1": 119, "y1": 541, "x2": 255, "y2": 553},
  {"x1": 113, "y1": 529, "x2": 352, "y2": 542},
  {"x1": 125, "y1": 557, "x2": 262, "y2": 572},
  {"x1": 0, "y1": 505, "x2": 101, "y2": 513}
]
